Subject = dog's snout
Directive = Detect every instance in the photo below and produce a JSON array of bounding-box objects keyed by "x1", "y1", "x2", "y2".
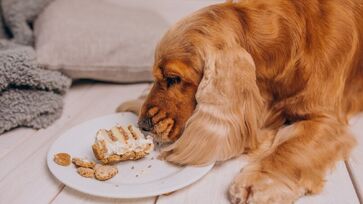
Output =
[{"x1": 138, "y1": 117, "x2": 153, "y2": 131}]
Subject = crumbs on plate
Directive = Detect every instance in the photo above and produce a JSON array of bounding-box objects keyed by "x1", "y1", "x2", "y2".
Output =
[
  {"x1": 54, "y1": 153, "x2": 118, "y2": 181},
  {"x1": 53, "y1": 124, "x2": 155, "y2": 181}
]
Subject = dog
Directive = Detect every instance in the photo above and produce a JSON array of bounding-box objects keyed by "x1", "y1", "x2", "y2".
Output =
[{"x1": 118, "y1": 0, "x2": 363, "y2": 203}]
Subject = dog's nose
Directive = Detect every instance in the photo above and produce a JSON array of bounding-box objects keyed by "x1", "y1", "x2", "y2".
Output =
[{"x1": 138, "y1": 117, "x2": 153, "y2": 131}]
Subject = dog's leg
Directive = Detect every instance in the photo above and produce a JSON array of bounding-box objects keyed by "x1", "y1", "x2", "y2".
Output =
[
  {"x1": 228, "y1": 115, "x2": 356, "y2": 204},
  {"x1": 116, "y1": 98, "x2": 145, "y2": 115},
  {"x1": 115, "y1": 84, "x2": 152, "y2": 115}
]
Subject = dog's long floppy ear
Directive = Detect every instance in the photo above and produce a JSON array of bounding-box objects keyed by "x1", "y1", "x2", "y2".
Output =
[{"x1": 160, "y1": 47, "x2": 264, "y2": 166}]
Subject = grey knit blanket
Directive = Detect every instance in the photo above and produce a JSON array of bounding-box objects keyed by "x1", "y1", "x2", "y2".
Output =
[{"x1": 0, "y1": 0, "x2": 71, "y2": 134}]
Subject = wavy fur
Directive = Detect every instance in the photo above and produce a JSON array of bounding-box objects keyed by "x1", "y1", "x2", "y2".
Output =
[
  {"x1": 119, "y1": 0, "x2": 363, "y2": 202},
  {"x1": 161, "y1": 47, "x2": 264, "y2": 165}
]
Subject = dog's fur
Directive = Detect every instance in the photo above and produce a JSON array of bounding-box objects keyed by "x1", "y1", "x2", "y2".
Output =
[{"x1": 118, "y1": 0, "x2": 363, "y2": 203}]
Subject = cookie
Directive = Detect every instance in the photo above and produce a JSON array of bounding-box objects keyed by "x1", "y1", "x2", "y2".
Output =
[
  {"x1": 94, "y1": 164, "x2": 118, "y2": 181},
  {"x1": 54, "y1": 153, "x2": 71, "y2": 166},
  {"x1": 77, "y1": 167, "x2": 95, "y2": 178},
  {"x1": 72, "y1": 158, "x2": 96, "y2": 168}
]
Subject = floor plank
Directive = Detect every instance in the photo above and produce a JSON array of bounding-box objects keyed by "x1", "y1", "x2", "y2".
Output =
[
  {"x1": 52, "y1": 187, "x2": 155, "y2": 204},
  {"x1": 0, "y1": 83, "x2": 151, "y2": 204},
  {"x1": 297, "y1": 162, "x2": 359, "y2": 204},
  {"x1": 157, "y1": 158, "x2": 248, "y2": 204},
  {"x1": 157, "y1": 159, "x2": 359, "y2": 204},
  {"x1": 347, "y1": 113, "x2": 363, "y2": 202},
  {"x1": 0, "y1": 128, "x2": 36, "y2": 158}
]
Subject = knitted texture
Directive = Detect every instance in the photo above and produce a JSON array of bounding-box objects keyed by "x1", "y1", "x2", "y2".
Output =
[
  {"x1": 0, "y1": 40, "x2": 71, "y2": 133},
  {"x1": 0, "y1": 0, "x2": 71, "y2": 134}
]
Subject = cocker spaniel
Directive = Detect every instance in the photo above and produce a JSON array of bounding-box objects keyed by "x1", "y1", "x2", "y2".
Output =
[{"x1": 117, "y1": 0, "x2": 363, "y2": 203}]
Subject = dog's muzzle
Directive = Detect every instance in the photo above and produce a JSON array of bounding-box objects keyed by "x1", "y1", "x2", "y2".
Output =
[{"x1": 138, "y1": 117, "x2": 153, "y2": 131}]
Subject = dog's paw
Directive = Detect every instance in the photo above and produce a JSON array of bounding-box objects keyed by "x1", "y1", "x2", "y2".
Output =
[
  {"x1": 154, "y1": 118, "x2": 174, "y2": 142},
  {"x1": 228, "y1": 166, "x2": 304, "y2": 204}
]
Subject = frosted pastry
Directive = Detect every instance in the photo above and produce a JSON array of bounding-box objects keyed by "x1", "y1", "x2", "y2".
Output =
[{"x1": 92, "y1": 125, "x2": 154, "y2": 164}]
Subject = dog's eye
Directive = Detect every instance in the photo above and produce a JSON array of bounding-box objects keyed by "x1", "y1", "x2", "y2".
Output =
[{"x1": 165, "y1": 76, "x2": 181, "y2": 87}]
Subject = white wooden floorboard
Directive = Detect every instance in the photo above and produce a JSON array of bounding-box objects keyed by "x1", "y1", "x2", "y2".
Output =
[
  {"x1": 347, "y1": 113, "x2": 363, "y2": 202},
  {"x1": 0, "y1": 128, "x2": 36, "y2": 158},
  {"x1": 157, "y1": 159, "x2": 358, "y2": 204},
  {"x1": 0, "y1": 83, "x2": 151, "y2": 204},
  {"x1": 52, "y1": 187, "x2": 154, "y2": 204},
  {"x1": 297, "y1": 161, "x2": 359, "y2": 204},
  {"x1": 157, "y1": 157, "x2": 248, "y2": 204}
]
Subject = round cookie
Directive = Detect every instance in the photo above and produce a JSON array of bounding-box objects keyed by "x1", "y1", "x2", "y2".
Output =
[
  {"x1": 94, "y1": 164, "x2": 118, "y2": 181},
  {"x1": 77, "y1": 167, "x2": 95, "y2": 178},
  {"x1": 54, "y1": 153, "x2": 71, "y2": 166},
  {"x1": 72, "y1": 158, "x2": 96, "y2": 168}
]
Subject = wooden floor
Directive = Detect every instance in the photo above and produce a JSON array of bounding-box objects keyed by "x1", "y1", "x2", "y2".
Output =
[{"x1": 0, "y1": 81, "x2": 362, "y2": 204}]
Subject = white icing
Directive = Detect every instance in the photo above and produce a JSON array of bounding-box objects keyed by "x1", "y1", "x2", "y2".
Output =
[{"x1": 95, "y1": 125, "x2": 154, "y2": 157}]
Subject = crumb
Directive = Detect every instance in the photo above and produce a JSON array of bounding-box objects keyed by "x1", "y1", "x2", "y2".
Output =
[
  {"x1": 136, "y1": 175, "x2": 139, "y2": 177},
  {"x1": 54, "y1": 153, "x2": 71, "y2": 166},
  {"x1": 131, "y1": 166, "x2": 135, "y2": 169},
  {"x1": 147, "y1": 165, "x2": 152, "y2": 168},
  {"x1": 77, "y1": 167, "x2": 95, "y2": 178},
  {"x1": 151, "y1": 157, "x2": 154, "y2": 160},
  {"x1": 115, "y1": 184, "x2": 119, "y2": 187}
]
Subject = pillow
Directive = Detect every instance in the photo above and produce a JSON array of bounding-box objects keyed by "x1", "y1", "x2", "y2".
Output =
[
  {"x1": 104, "y1": 0, "x2": 222, "y2": 25},
  {"x1": 34, "y1": 0, "x2": 170, "y2": 82}
]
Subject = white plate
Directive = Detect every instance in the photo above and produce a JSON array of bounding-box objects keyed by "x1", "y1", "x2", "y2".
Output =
[{"x1": 47, "y1": 113, "x2": 214, "y2": 199}]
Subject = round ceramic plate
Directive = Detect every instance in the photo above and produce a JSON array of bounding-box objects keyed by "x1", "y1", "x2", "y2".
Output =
[{"x1": 47, "y1": 112, "x2": 214, "y2": 198}]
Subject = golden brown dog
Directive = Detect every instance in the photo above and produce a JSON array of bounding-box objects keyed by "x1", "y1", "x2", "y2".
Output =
[{"x1": 118, "y1": 0, "x2": 363, "y2": 203}]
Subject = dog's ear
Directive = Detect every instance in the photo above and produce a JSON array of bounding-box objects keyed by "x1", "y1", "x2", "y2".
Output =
[{"x1": 160, "y1": 47, "x2": 264, "y2": 165}]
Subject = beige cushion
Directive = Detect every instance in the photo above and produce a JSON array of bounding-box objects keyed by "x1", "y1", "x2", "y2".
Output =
[{"x1": 34, "y1": 0, "x2": 170, "y2": 82}]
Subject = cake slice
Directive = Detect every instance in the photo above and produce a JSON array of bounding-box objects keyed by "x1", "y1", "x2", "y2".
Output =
[{"x1": 92, "y1": 124, "x2": 154, "y2": 164}]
